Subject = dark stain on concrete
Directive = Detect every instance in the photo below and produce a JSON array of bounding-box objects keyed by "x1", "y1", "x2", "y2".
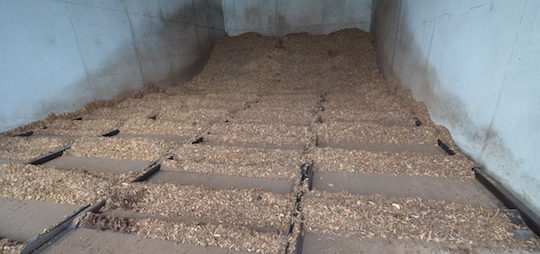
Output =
[
  {"x1": 9, "y1": 1, "x2": 226, "y2": 133},
  {"x1": 372, "y1": 0, "x2": 530, "y2": 210}
]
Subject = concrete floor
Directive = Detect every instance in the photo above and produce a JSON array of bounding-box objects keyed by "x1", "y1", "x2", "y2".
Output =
[{"x1": 0, "y1": 30, "x2": 538, "y2": 253}]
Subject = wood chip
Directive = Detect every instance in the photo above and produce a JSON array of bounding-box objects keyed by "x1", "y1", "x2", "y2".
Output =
[
  {"x1": 311, "y1": 147, "x2": 476, "y2": 178},
  {"x1": 207, "y1": 123, "x2": 309, "y2": 146},
  {"x1": 105, "y1": 182, "x2": 295, "y2": 230},
  {"x1": 67, "y1": 137, "x2": 180, "y2": 161},
  {"x1": 163, "y1": 144, "x2": 303, "y2": 179},
  {"x1": 0, "y1": 137, "x2": 72, "y2": 161},
  {"x1": 34, "y1": 119, "x2": 123, "y2": 136},
  {"x1": 304, "y1": 191, "x2": 540, "y2": 250},
  {"x1": 0, "y1": 163, "x2": 128, "y2": 205}
]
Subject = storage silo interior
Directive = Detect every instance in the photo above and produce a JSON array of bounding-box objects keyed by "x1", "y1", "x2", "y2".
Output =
[{"x1": 0, "y1": 0, "x2": 539, "y2": 253}]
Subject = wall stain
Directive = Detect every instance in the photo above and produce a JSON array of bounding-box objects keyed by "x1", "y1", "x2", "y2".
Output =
[
  {"x1": 372, "y1": 0, "x2": 537, "y2": 212},
  {"x1": 1, "y1": 0, "x2": 225, "y2": 133}
]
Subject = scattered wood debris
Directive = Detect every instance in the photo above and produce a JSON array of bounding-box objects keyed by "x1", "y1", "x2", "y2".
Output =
[
  {"x1": 0, "y1": 137, "x2": 72, "y2": 161},
  {"x1": 304, "y1": 191, "x2": 540, "y2": 250},
  {"x1": 0, "y1": 163, "x2": 130, "y2": 205},
  {"x1": 67, "y1": 137, "x2": 180, "y2": 161},
  {"x1": 312, "y1": 147, "x2": 476, "y2": 178}
]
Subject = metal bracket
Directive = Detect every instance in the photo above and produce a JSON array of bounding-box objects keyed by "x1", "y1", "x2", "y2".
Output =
[{"x1": 474, "y1": 167, "x2": 540, "y2": 236}]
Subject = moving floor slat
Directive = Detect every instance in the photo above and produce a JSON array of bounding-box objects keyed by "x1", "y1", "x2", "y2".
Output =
[
  {"x1": 43, "y1": 155, "x2": 151, "y2": 175},
  {"x1": 0, "y1": 198, "x2": 82, "y2": 242},
  {"x1": 302, "y1": 233, "x2": 538, "y2": 254},
  {"x1": 40, "y1": 228, "x2": 255, "y2": 254},
  {"x1": 312, "y1": 171, "x2": 500, "y2": 207},
  {"x1": 149, "y1": 170, "x2": 294, "y2": 194}
]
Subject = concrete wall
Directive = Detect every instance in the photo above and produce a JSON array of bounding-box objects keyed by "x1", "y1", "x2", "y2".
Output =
[
  {"x1": 0, "y1": 0, "x2": 224, "y2": 132},
  {"x1": 222, "y1": 0, "x2": 372, "y2": 36},
  {"x1": 372, "y1": 0, "x2": 540, "y2": 214}
]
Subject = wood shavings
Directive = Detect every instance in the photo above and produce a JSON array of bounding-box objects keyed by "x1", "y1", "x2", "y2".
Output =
[
  {"x1": 0, "y1": 238, "x2": 23, "y2": 254},
  {"x1": 0, "y1": 163, "x2": 124, "y2": 205},
  {"x1": 85, "y1": 106, "x2": 157, "y2": 121},
  {"x1": 34, "y1": 119, "x2": 123, "y2": 136},
  {"x1": 67, "y1": 137, "x2": 180, "y2": 161},
  {"x1": 121, "y1": 119, "x2": 203, "y2": 137},
  {"x1": 318, "y1": 122, "x2": 440, "y2": 144},
  {"x1": 157, "y1": 107, "x2": 228, "y2": 123},
  {"x1": 105, "y1": 182, "x2": 295, "y2": 230},
  {"x1": 207, "y1": 123, "x2": 309, "y2": 146},
  {"x1": 162, "y1": 144, "x2": 302, "y2": 179},
  {"x1": 233, "y1": 108, "x2": 314, "y2": 125},
  {"x1": 0, "y1": 137, "x2": 72, "y2": 161},
  {"x1": 81, "y1": 213, "x2": 286, "y2": 254},
  {"x1": 312, "y1": 147, "x2": 476, "y2": 178},
  {"x1": 321, "y1": 108, "x2": 416, "y2": 126},
  {"x1": 304, "y1": 191, "x2": 540, "y2": 250}
]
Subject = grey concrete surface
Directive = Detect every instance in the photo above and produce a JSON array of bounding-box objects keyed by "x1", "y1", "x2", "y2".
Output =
[
  {"x1": 116, "y1": 133, "x2": 191, "y2": 142},
  {"x1": 318, "y1": 141, "x2": 447, "y2": 155},
  {"x1": 372, "y1": 0, "x2": 540, "y2": 215},
  {"x1": 313, "y1": 171, "x2": 501, "y2": 207},
  {"x1": 302, "y1": 233, "x2": 540, "y2": 254},
  {"x1": 43, "y1": 155, "x2": 151, "y2": 174},
  {"x1": 40, "y1": 228, "x2": 253, "y2": 254},
  {"x1": 0, "y1": 198, "x2": 82, "y2": 242},
  {"x1": 150, "y1": 170, "x2": 294, "y2": 194},
  {"x1": 0, "y1": 158, "x2": 21, "y2": 165},
  {"x1": 0, "y1": 0, "x2": 225, "y2": 132},
  {"x1": 222, "y1": 0, "x2": 372, "y2": 35}
]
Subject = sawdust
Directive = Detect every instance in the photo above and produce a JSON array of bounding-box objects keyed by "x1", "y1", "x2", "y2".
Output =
[
  {"x1": 162, "y1": 144, "x2": 303, "y2": 179},
  {"x1": 84, "y1": 106, "x2": 158, "y2": 121},
  {"x1": 206, "y1": 123, "x2": 309, "y2": 146},
  {"x1": 115, "y1": 95, "x2": 186, "y2": 109},
  {"x1": 157, "y1": 107, "x2": 228, "y2": 123},
  {"x1": 81, "y1": 213, "x2": 286, "y2": 254},
  {"x1": 304, "y1": 191, "x2": 540, "y2": 250},
  {"x1": 317, "y1": 122, "x2": 442, "y2": 145},
  {"x1": 0, "y1": 239, "x2": 23, "y2": 254},
  {"x1": 320, "y1": 108, "x2": 417, "y2": 126},
  {"x1": 205, "y1": 93, "x2": 259, "y2": 101},
  {"x1": 34, "y1": 119, "x2": 123, "y2": 136},
  {"x1": 67, "y1": 137, "x2": 179, "y2": 161},
  {"x1": 105, "y1": 182, "x2": 294, "y2": 230},
  {"x1": 324, "y1": 92, "x2": 405, "y2": 111},
  {"x1": 0, "y1": 163, "x2": 127, "y2": 205},
  {"x1": 251, "y1": 96, "x2": 319, "y2": 111},
  {"x1": 0, "y1": 137, "x2": 72, "y2": 161},
  {"x1": 312, "y1": 147, "x2": 476, "y2": 178},
  {"x1": 232, "y1": 108, "x2": 314, "y2": 126},
  {"x1": 121, "y1": 119, "x2": 203, "y2": 137}
]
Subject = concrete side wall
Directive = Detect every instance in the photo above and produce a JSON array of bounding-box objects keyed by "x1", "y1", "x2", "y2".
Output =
[
  {"x1": 222, "y1": 0, "x2": 372, "y2": 36},
  {"x1": 372, "y1": 0, "x2": 540, "y2": 214},
  {"x1": 0, "y1": 0, "x2": 225, "y2": 132}
]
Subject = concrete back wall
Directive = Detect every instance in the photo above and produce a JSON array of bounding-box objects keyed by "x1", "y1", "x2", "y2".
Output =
[
  {"x1": 222, "y1": 0, "x2": 372, "y2": 36},
  {"x1": 0, "y1": 0, "x2": 224, "y2": 132},
  {"x1": 372, "y1": 0, "x2": 540, "y2": 214}
]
